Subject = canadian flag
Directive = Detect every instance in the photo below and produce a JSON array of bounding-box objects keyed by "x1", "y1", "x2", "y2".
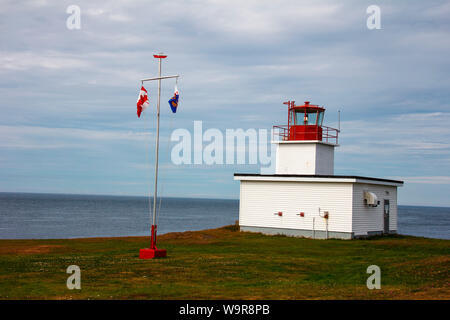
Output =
[{"x1": 137, "y1": 86, "x2": 150, "y2": 118}]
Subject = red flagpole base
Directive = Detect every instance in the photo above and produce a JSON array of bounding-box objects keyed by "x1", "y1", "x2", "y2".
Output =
[
  {"x1": 139, "y1": 224, "x2": 166, "y2": 259},
  {"x1": 139, "y1": 248, "x2": 167, "y2": 259}
]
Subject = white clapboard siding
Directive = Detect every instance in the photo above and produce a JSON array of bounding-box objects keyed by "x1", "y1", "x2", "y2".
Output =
[
  {"x1": 240, "y1": 181, "x2": 353, "y2": 233},
  {"x1": 352, "y1": 183, "x2": 398, "y2": 235}
]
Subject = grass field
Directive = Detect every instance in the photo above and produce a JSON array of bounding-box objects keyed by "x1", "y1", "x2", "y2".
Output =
[{"x1": 0, "y1": 225, "x2": 449, "y2": 299}]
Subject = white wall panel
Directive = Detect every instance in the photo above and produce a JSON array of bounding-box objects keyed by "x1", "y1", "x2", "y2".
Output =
[
  {"x1": 275, "y1": 142, "x2": 335, "y2": 175},
  {"x1": 240, "y1": 181, "x2": 353, "y2": 233}
]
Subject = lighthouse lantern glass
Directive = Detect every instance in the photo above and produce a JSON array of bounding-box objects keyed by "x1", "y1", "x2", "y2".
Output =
[
  {"x1": 289, "y1": 109, "x2": 295, "y2": 125},
  {"x1": 307, "y1": 111, "x2": 318, "y2": 125},
  {"x1": 318, "y1": 111, "x2": 324, "y2": 126},
  {"x1": 295, "y1": 110, "x2": 319, "y2": 126}
]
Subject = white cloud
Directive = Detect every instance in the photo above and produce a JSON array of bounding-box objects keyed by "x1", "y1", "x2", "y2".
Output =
[
  {"x1": 0, "y1": 125, "x2": 153, "y2": 149},
  {"x1": 156, "y1": 0, "x2": 347, "y2": 38},
  {"x1": 399, "y1": 31, "x2": 450, "y2": 51},
  {"x1": 85, "y1": 6, "x2": 131, "y2": 22},
  {"x1": 424, "y1": 2, "x2": 450, "y2": 18},
  {"x1": 0, "y1": 52, "x2": 90, "y2": 71},
  {"x1": 339, "y1": 112, "x2": 450, "y2": 156},
  {"x1": 85, "y1": 8, "x2": 106, "y2": 16},
  {"x1": 108, "y1": 14, "x2": 131, "y2": 22},
  {"x1": 26, "y1": 0, "x2": 49, "y2": 7}
]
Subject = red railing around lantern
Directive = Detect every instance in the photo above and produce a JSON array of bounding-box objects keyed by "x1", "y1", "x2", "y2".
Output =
[{"x1": 273, "y1": 125, "x2": 339, "y2": 145}]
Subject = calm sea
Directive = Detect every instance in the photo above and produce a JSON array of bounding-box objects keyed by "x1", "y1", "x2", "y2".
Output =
[{"x1": 0, "y1": 193, "x2": 448, "y2": 240}]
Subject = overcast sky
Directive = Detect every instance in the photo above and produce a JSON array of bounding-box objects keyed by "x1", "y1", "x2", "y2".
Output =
[{"x1": 1, "y1": 0, "x2": 449, "y2": 206}]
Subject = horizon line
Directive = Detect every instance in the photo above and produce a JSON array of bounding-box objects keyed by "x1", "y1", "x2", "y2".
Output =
[
  {"x1": 0, "y1": 191, "x2": 239, "y2": 202},
  {"x1": 1, "y1": 191, "x2": 450, "y2": 208}
]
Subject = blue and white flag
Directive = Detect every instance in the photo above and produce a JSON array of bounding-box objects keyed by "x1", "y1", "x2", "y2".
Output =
[{"x1": 168, "y1": 85, "x2": 179, "y2": 113}]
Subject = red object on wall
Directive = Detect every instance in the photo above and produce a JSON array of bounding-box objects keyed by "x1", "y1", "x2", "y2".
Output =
[
  {"x1": 277, "y1": 212, "x2": 283, "y2": 216},
  {"x1": 300, "y1": 212, "x2": 305, "y2": 217}
]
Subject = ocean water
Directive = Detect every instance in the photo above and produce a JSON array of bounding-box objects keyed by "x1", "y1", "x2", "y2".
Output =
[{"x1": 0, "y1": 192, "x2": 448, "y2": 240}]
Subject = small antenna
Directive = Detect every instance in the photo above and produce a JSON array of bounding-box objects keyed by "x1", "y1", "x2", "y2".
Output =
[{"x1": 338, "y1": 110, "x2": 341, "y2": 132}]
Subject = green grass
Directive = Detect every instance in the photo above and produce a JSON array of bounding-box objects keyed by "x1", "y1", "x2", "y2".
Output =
[{"x1": 0, "y1": 225, "x2": 449, "y2": 299}]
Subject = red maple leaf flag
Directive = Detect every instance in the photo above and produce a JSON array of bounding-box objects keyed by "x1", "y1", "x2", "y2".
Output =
[{"x1": 137, "y1": 86, "x2": 150, "y2": 118}]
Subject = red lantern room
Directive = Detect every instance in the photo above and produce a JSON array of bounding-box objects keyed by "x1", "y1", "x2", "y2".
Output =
[{"x1": 274, "y1": 100, "x2": 339, "y2": 145}]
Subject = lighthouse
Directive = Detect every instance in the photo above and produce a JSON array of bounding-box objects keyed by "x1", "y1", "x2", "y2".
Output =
[
  {"x1": 274, "y1": 101, "x2": 338, "y2": 175},
  {"x1": 234, "y1": 100, "x2": 404, "y2": 239}
]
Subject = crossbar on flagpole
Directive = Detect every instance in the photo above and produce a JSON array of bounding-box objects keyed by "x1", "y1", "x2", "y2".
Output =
[{"x1": 141, "y1": 75, "x2": 179, "y2": 82}]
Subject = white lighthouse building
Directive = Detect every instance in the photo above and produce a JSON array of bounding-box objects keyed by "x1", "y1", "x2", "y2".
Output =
[{"x1": 234, "y1": 101, "x2": 403, "y2": 239}]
